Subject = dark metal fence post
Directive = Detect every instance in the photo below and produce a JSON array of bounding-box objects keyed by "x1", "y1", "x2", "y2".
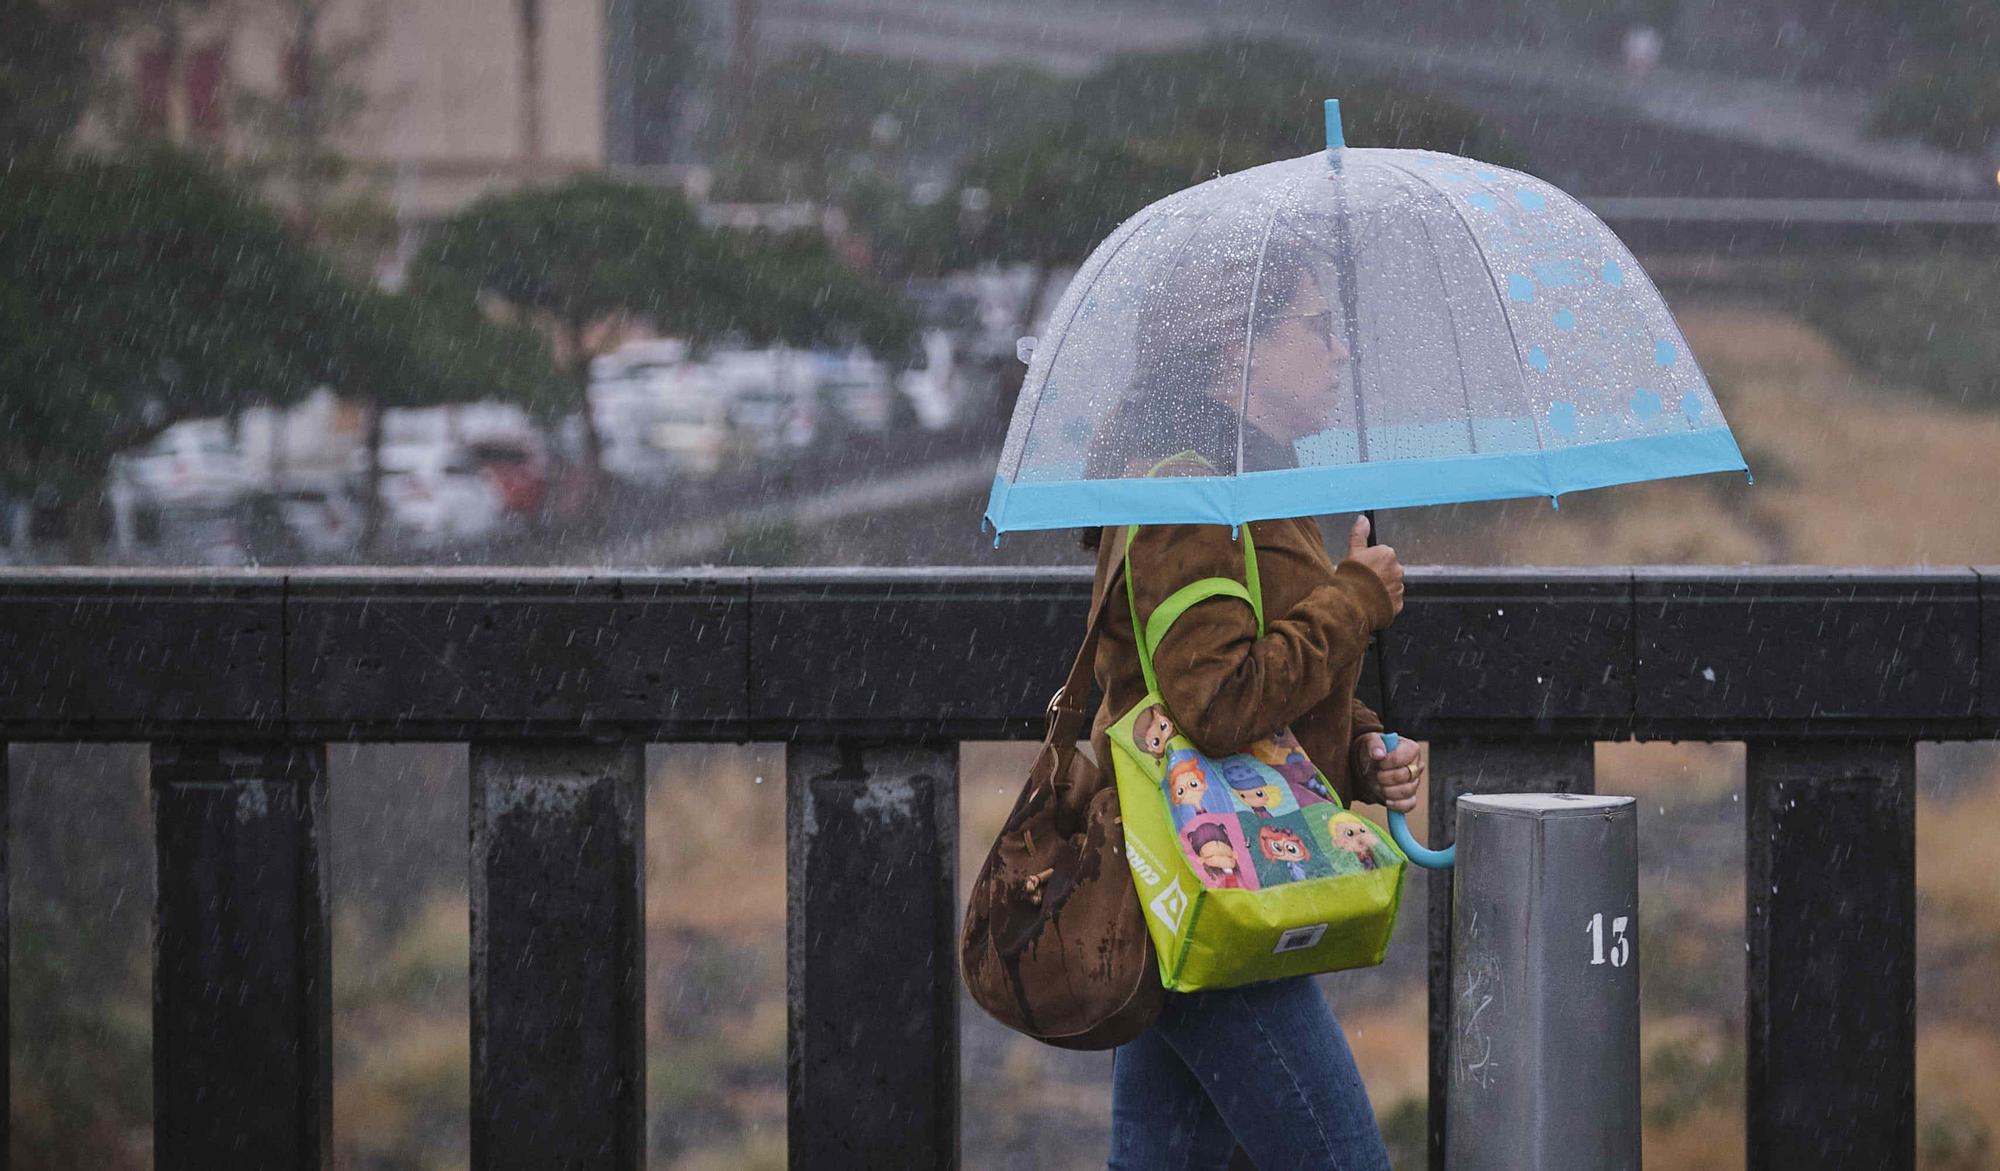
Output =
[
  {"x1": 469, "y1": 741, "x2": 646, "y2": 1171},
  {"x1": 1746, "y1": 740, "x2": 1915, "y2": 1171},
  {"x1": 787, "y1": 740, "x2": 958, "y2": 1171},
  {"x1": 1426, "y1": 740, "x2": 1595, "y2": 1171},
  {"x1": 1, "y1": 742, "x2": 10, "y2": 1171},
  {"x1": 151, "y1": 742, "x2": 331, "y2": 1171}
]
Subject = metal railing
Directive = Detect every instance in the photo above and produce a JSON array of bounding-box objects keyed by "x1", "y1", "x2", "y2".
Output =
[{"x1": 1, "y1": 563, "x2": 1989, "y2": 1170}]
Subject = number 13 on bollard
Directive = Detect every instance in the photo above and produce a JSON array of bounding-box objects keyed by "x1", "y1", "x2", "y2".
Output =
[{"x1": 1448, "y1": 793, "x2": 1641, "y2": 1171}]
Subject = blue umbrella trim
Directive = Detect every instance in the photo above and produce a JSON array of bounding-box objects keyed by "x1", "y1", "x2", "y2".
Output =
[{"x1": 985, "y1": 426, "x2": 1747, "y2": 533}]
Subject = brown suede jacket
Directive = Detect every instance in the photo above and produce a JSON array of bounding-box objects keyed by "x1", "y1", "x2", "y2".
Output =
[{"x1": 1088, "y1": 517, "x2": 1396, "y2": 806}]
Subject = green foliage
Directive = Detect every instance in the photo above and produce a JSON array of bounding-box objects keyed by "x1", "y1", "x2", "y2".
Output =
[
  {"x1": 1793, "y1": 255, "x2": 2000, "y2": 408},
  {"x1": 0, "y1": 150, "x2": 559, "y2": 491},
  {"x1": 1070, "y1": 39, "x2": 1522, "y2": 171},
  {"x1": 1865, "y1": 0, "x2": 2000, "y2": 152},
  {"x1": 948, "y1": 128, "x2": 1198, "y2": 270},
  {"x1": 1870, "y1": 63, "x2": 2000, "y2": 155},
  {"x1": 1376, "y1": 1095, "x2": 1429, "y2": 1170},
  {"x1": 944, "y1": 38, "x2": 1525, "y2": 273},
  {"x1": 413, "y1": 176, "x2": 914, "y2": 358},
  {"x1": 0, "y1": 0, "x2": 90, "y2": 155},
  {"x1": 1921, "y1": 1101, "x2": 1995, "y2": 1171},
  {"x1": 413, "y1": 175, "x2": 731, "y2": 340},
  {"x1": 0, "y1": 150, "x2": 359, "y2": 485},
  {"x1": 706, "y1": 47, "x2": 1068, "y2": 202},
  {"x1": 1643, "y1": 1032, "x2": 1744, "y2": 1128},
  {"x1": 729, "y1": 230, "x2": 918, "y2": 358},
  {"x1": 392, "y1": 269, "x2": 569, "y2": 416}
]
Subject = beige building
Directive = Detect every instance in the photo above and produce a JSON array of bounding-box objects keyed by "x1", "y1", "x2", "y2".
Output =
[{"x1": 96, "y1": 0, "x2": 612, "y2": 218}]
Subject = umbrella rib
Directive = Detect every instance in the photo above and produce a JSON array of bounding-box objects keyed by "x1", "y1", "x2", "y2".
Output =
[
  {"x1": 1374, "y1": 155, "x2": 1557, "y2": 501},
  {"x1": 1004, "y1": 187, "x2": 1214, "y2": 486},
  {"x1": 1379, "y1": 164, "x2": 1480, "y2": 455},
  {"x1": 1233, "y1": 179, "x2": 1294, "y2": 484}
]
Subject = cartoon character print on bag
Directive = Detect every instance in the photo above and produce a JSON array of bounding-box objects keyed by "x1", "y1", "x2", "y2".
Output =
[
  {"x1": 1162, "y1": 748, "x2": 1238, "y2": 828},
  {"x1": 1320, "y1": 811, "x2": 1396, "y2": 874},
  {"x1": 1179, "y1": 815, "x2": 1258, "y2": 891},
  {"x1": 1248, "y1": 728, "x2": 1336, "y2": 808},
  {"x1": 1219, "y1": 756, "x2": 1298, "y2": 820},
  {"x1": 1131, "y1": 703, "x2": 1176, "y2": 759},
  {"x1": 1241, "y1": 810, "x2": 1332, "y2": 887}
]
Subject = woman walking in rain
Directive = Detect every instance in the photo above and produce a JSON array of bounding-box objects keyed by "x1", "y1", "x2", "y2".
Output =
[
  {"x1": 1084, "y1": 262, "x2": 1425, "y2": 1170},
  {"x1": 973, "y1": 101, "x2": 1743, "y2": 1169}
]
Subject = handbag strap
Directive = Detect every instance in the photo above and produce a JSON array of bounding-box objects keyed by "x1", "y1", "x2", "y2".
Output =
[
  {"x1": 1123, "y1": 523, "x2": 1265, "y2": 700},
  {"x1": 1045, "y1": 535, "x2": 1127, "y2": 746}
]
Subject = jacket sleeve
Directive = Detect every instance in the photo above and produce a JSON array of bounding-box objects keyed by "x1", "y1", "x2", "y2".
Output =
[
  {"x1": 1130, "y1": 523, "x2": 1393, "y2": 758},
  {"x1": 1349, "y1": 696, "x2": 1387, "y2": 743}
]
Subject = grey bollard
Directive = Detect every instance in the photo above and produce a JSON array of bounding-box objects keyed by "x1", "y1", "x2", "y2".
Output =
[{"x1": 1447, "y1": 793, "x2": 1640, "y2": 1171}]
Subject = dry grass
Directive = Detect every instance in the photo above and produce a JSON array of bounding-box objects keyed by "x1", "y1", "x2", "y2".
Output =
[{"x1": 1392, "y1": 301, "x2": 2000, "y2": 568}]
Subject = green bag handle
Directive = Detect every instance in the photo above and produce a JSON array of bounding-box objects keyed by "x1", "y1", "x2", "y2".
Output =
[{"x1": 1123, "y1": 523, "x2": 1264, "y2": 701}]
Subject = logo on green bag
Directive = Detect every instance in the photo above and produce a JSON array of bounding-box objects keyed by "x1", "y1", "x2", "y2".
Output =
[
  {"x1": 1125, "y1": 835, "x2": 1164, "y2": 888},
  {"x1": 1148, "y1": 877, "x2": 1189, "y2": 935},
  {"x1": 1274, "y1": 923, "x2": 1328, "y2": 954}
]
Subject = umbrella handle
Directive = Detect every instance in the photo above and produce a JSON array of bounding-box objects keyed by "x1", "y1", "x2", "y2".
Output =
[{"x1": 1379, "y1": 732, "x2": 1456, "y2": 869}]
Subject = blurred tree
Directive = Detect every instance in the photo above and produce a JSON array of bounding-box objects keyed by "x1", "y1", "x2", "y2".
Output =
[
  {"x1": 702, "y1": 46, "x2": 1068, "y2": 202},
  {"x1": 0, "y1": 0, "x2": 92, "y2": 156},
  {"x1": 730, "y1": 228, "x2": 918, "y2": 361},
  {"x1": 410, "y1": 177, "x2": 731, "y2": 481},
  {"x1": 939, "y1": 38, "x2": 1523, "y2": 416},
  {"x1": 1867, "y1": 0, "x2": 2000, "y2": 157},
  {"x1": 1068, "y1": 38, "x2": 1521, "y2": 173},
  {"x1": 0, "y1": 150, "x2": 557, "y2": 557},
  {"x1": 411, "y1": 176, "x2": 914, "y2": 480},
  {"x1": 231, "y1": 0, "x2": 389, "y2": 239}
]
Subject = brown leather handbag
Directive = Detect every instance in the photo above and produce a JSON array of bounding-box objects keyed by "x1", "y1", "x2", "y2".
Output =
[{"x1": 959, "y1": 557, "x2": 1165, "y2": 1050}]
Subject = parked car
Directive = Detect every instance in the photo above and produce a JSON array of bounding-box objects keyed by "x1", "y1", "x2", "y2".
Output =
[
  {"x1": 813, "y1": 349, "x2": 899, "y2": 433},
  {"x1": 574, "y1": 383, "x2": 677, "y2": 488},
  {"x1": 270, "y1": 483, "x2": 363, "y2": 557},
  {"x1": 376, "y1": 445, "x2": 505, "y2": 546},
  {"x1": 648, "y1": 388, "x2": 735, "y2": 478},
  {"x1": 465, "y1": 437, "x2": 548, "y2": 515},
  {"x1": 706, "y1": 346, "x2": 817, "y2": 456},
  {"x1": 896, "y1": 329, "x2": 965, "y2": 431},
  {"x1": 115, "y1": 418, "x2": 255, "y2": 509},
  {"x1": 727, "y1": 386, "x2": 817, "y2": 455}
]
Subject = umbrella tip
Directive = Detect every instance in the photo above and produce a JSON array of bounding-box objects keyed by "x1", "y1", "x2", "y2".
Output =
[{"x1": 1324, "y1": 99, "x2": 1345, "y2": 151}]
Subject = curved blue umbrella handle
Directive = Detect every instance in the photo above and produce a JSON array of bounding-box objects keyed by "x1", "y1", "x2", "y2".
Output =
[{"x1": 1377, "y1": 732, "x2": 1456, "y2": 869}]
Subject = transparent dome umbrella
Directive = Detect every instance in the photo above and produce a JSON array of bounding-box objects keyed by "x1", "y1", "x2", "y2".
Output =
[
  {"x1": 984, "y1": 99, "x2": 1750, "y2": 537},
  {"x1": 988, "y1": 101, "x2": 1752, "y2": 865}
]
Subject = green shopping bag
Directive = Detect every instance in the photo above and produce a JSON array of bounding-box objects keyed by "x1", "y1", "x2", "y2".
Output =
[{"x1": 1109, "y1": 526, "x2": 1406, "y2": 992}]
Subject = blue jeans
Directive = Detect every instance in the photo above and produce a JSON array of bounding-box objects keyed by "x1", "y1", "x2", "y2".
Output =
[{"x1": 1108, "y1": 976, "x2": 1392, "y2": 1171}]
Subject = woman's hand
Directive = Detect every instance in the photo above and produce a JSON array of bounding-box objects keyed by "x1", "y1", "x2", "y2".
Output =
[
  {"x1": 1351, "y1": 732, "x2": 1425, "y2": 813},
  {"x1": 1344, "y1": 515, "x2": 1404, "y2": 617}
]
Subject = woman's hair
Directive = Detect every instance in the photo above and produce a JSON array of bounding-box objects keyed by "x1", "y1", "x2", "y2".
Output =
[{"x1": 1074, "y1": 286, "x2": 1307, "y2": 548}]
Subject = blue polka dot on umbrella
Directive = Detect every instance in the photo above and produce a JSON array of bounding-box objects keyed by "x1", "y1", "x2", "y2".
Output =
[
  {"x1": 1681, "y1": 394, "x2": 1705, "y2": 423},
  {"x1": 1552, "y1": 308, "x2": 1576, "y2": 331},
  {"x1": 1517, "y1": 189, "x2": 1546, "y2": 210},
  {"x1": 1508, "y1": 273, "x2": 1535, "y2": 302},
  {"x1": 1654, "y1": 339, "x2": 1677, "y2": 368},
  {"x1": 1630, "y1": 388, "x2": 1663, "y2": 420},
  {"x1": 1548, "y1": 401, "x2": 1577, "y2": 436},
  {"x1": 1467, "y1": 191, "x2": 1500, "y2": 211},
  {"x1": 1526, "y1": 345, "x2": 1550, "y2": 372},
  {"x1": 1601, "y1": 259, "x2": 1624, "y2": 286}
]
